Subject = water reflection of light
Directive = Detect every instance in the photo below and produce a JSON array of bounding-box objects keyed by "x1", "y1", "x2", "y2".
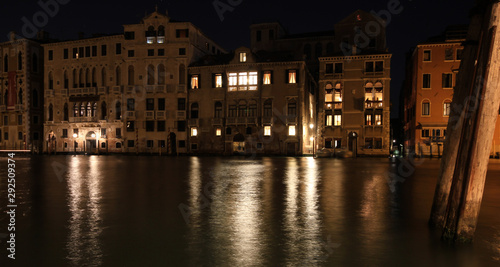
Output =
[
  {"x1": 283, "y1": 158, "x2": 324, "y2": 265},
  {"x1": 186, "y1": 157, "x2": 203, "y2": 266},
  {"x1": 66, "y1": 156, "x2": 102, "y2": 266}
]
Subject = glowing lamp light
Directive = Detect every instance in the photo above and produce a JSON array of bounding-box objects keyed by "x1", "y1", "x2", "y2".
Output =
[
  {"x1": 310, "y1": 137, "x2": 314, "y2": 141},
  {"x1": 309, "y1": 123, "x2": 314, "y2": 129},
  {"x1": 73, "y1": 133, "x2": 78, "y2": 138},
  {"x1": 91, "y1": 133, "x2": 96, "y2": 138}
]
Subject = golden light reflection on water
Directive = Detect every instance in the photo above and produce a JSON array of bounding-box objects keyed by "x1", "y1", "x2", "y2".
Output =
[{"x1": 66, "y1": 156, "x2": 103, "y2": 266}]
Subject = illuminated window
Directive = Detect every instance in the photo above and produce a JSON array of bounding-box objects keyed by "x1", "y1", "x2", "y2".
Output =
[
  {"x1": 239, "y1": 72, "x2": 248, "y2": 90},
  {"x1": 264, "y1": 126, "x2": 271, "y2": 136},
  {"x1": 288, "y1": 70, "x2": 297, "y2": 84},
  {"x1": 334, "y1": 115, "x2": 342, "y2": 126},
  {"x1": 375, "y1": 114, "x2": 382, "y2": 125},
  {"x1": 422, "y1": 101, "x2": 430, "y2": 116},
  {"x1": 157, "y1": 37, "x2": 164, "y2": 44},
  {"x1": 228, "y1": 73, "x2": 237, "y2": 91},
  {"x1": 191, "y1": 127, "x2": 198, "y2": 137},
  {"x1": 228, "y1": 72, "x2": 258, "y2": 91},
  {"x1": 147, "y1": 37, "x2": 155, "y2": 44},
  {"x1": 215, "y1": 74, "x2": 223, "y2": 88},
  {"x1": 263, "y1": 71, "x2": 272, "y2": 84},
  {"x1": 443, "y1": 100, "x2": 451, "y2": 116},
  {"x1": 216, "y1": 128, "x2": 222, "y2": 136},
  {"x1": 366, "y1": 114, "x2": 372, "y2": 125},
  {"x1": 191, "y1": 75, "x2": 199, "y2": 89},
  {"x1": 248, "y1": 72, "x2": 258, "y2": 90},
  {"x1": 239, "y1": 52, "x2": 247, "y2": 62},
  {"x1": 325, "y1": 115, "x2": 332, "y2": 126},
  {"x1": 288, "y1": 125, "x2": 296, "y2": 136}
]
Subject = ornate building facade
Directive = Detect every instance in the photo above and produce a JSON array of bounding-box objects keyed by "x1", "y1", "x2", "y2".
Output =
[
  {"x1": 42, "y1": 10, "x2": 224, "y2": 154},
  {"x1": 0, "y1": 34, "x2": 44, "y2": 152}
]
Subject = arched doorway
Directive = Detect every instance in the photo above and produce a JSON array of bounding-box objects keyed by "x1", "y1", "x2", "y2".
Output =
[
  {"x1": 233, "y1": 133, "x2": 245, "y2": 154},
  {"x1": 169, "y1": 132, "x2": 176, "y2": 155},
  {"x1": 348, "y1": 131, "x2": 358, "y2": 157},
  {"x1": 85, "y1": 131, "x2": 97, "y2": 154}
]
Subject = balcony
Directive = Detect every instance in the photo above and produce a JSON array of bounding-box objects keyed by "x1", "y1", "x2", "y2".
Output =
[
  {"x1": 364, "y1": 71, "x2": 385, "y2": 77},
  {"x1": 126, "y1": 86, "x2": 135, "y2": 94},
  {"x1": 126, "y1": 111, "x2": 136, "y2": 120},
  {"x1": 98, "y1": 87, "x2": 107, "y2": 95},
  {"x1": 145, "y1": 111, "x2": 155, "y2": 120},
  {"x1": 286, "y1": 116, "x2": 297, "y2": 124},
  {"x1": 262, "y1": 117, "x2": 273, "y2": 124},
  {"x1": 213, "y1": 118, "x2": 223, "y2": 125},
  {"x1": 112, "y1": 86, "x2": 122, "y2": 94},
  {"x1": 69, "y1": 117, "x2": 98, "y2": 123},
  {"x1": 237, "y1": 117, "x2": 246, "y2": 124},
  {"x1": 246, "y1": 117, "x2": 257, "y2": 124},
  {"x1": 188, "y1": 119, "x2": 199, "y2": 127},
  {"x1": 365, "y1": 101, "x2": 383, "y2": 109},
  {"x1": 15, "y1": 104, "x2": 24, "y2": 111},
  {"x1": 177, "y1": 84, "x2": 187, "y2": 93},
  {"x1": 0, "y1": 105, "x2": 6, "y2": 112},
  {"x1": 69, "y1": 89, "x2": 81, "y2": 96},
  {"x1": 227, "y1": 117, "x2": 237, "y2": 125},
  {"x1": 156, "y1": 111, "x2": 166, "y2": 119},
  {"x1": 145, "y1": 85, "x2": 155, "y2": 94},
  {"x1": 60, "y1": 89, "x2": 68, "y2": 96},
  {"x1": 46, "y1": 90, "x2": 55, "y2": 97},
  {"x1": 177, "y1": 111, "x2": 186, "y2": 120},
  {"x1": 155, "y1": 85, "x2": 165, "y2": 93}
]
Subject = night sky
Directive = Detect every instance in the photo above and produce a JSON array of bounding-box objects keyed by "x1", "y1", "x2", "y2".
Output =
[{"x1": 0, "y1": 0, "x2": 475, "y2": 118}]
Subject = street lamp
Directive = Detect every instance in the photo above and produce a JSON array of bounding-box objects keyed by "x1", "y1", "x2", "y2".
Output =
[{"x1": 73, "y1": 133, "x2": 78, "y2": 154}]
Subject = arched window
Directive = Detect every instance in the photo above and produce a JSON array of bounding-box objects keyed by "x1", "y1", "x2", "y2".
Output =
[
  {"x1": 158, "y1": 25, "x2": 165, "y2": 36},
  {"x1": 115, "y1": 66, "x2": 121, "y2": 86},
  {"x1": 101, "y1": 101, "x2": 107, "y2": 120},
  {"x1": 147, "y1": 65, "x2": 155, "y2": 85},
  {"x1": 422, "y1": 100, "x2": 431, "y2": 116},
  {"x1": 79, "y1": 69, "x2": 84, "y2": 87},
  {"x1": 115, "y1": 101, "x2": 121, "y2": 120},
  {"x1": 191, "y1": 103, "x2": 199, "y2": 119},
  {"x1": 315, "y1": 43, "x2": 322, "y2": 58},
  {"x1": 92, "y1": 102, "x2": 97, "y2": 117},
  {"x1": 48, "y1": 72, "x2": 54, "y2": 89},
  {"x1": 92, "y1": 68, "x2": 96, "y2": 87},
  {"x1": 85, "y1": 68, "x2": 90, "y2": 87},
  {"x1": 326, "y1": 42, "x2": 334, "y2": 55},
  {"x1": 18, "y1": 52, "x2": 22, "y2": 70},
  {"x1": 64, "y1": 70, "x2": 69, "y2": 88},
  {"x1": 63, "y1": 103, "x2": 68, "y2": 121},
  {"x1": 4, "y1": 54, "x2": 8, "y2": 71},
  {"x1": 18, "y1": 88, "x2": 23, "y2": 105},
  {"x1": 158, "y1": 64, "x2": 165, "y2": 85},
  {"x1": 248, "y1": 100, "x2": 257, "y2": 117},
  {"x1": 238, "y1": 101, "x2": 247, "y2": 117},
  {"x1": 48, "y1": 104, "x2": 53, "y2": 121},
  {"x1": 147, "y1": 26, "x2": 156, "y2": 37},
  {"x1": 101, "y1": 67, "x2": 106, "y2": 87},
  {"x1": 72, "y1": 69, "x2": 77, "y2": 88},
  {"x1": 80, "y1": 102, "x2": 85, "y2": 117},
  {"x1": 87, "y1": 102, "x2": 92, "y2": 117},
  {"x1": 3, "y1": 90, "x2": 8, "y2": 106},
  {"x1": 443, "y1": 99, "x2": 452, "y2": 117},
  {"x1": 179, "y1": 64, "x2": 185, "y2": 85},
  {"x1": 287, "y1": 99, "x2": 297, "y2": 116},
  {"x1": 32, "y1": 89, "x2": 38, "y2": 107},
  {"x1": 214, "y1": 101, "x2": 222, "y2": 118},
  {"x1": 32, "y1": 53, "x2": 38, "y2": 73},
  {"x1": 128, "y1": 65, "x2": 134, "y2": 85},
  {"x1": 303, "y1": 44, "x2": 311, "y2": 60},
  {"x1": 73, "y1": 103, "x2": 78, "y2": 117},
  {"x1": 264, "y1": 99, "x2": 272, "y2": 117}
]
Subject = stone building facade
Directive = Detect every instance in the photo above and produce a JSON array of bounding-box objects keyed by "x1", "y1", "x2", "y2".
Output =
[
  {"x1": 187, "y1": 47, "x2": 317, "y2": 155},
  {"x1": 42, "y1": 10, "x2": 224, "y2": 154},
  {"x1": 0, "y1": 35, "x2": 44, "y2": 152}
]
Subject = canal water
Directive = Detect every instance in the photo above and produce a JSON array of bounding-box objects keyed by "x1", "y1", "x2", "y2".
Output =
[{"x1": 1, "y1": 155, "x2": 500, "y2": 266}]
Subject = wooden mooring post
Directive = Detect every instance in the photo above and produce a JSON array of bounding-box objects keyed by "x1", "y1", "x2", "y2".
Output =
[{"x1": 429, "y1": 0, "x2": 500, "y2": 243}]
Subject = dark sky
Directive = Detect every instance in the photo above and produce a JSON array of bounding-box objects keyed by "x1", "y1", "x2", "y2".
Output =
[{"x1": 0, "y1": 0, "x2": 475, "y2": 118}]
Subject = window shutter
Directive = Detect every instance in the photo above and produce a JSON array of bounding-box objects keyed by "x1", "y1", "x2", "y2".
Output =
[
  {"x1": 212, "y1": 73, "x2": 216, "y2": 88},
  {"x1": 295, "y1": 69, "x2": 299, "y2": 84},
  {"x1": 442, "y1": 73, "x2": 446, "y2": 88},
  {"x1": 270, "y1": 71, "x2": 274, "y2": 84}
]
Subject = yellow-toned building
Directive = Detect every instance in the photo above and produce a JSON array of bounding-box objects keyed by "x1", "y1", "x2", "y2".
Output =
[
  {"x1": 187, "y1": 47, "x2": 317, "y2": 155},
  {"x1": 42, "y1": 10, "x2": 224, "y2": 154},
  {"x1": 0, "y1": 34, "x2": 44, "y2": 152}
]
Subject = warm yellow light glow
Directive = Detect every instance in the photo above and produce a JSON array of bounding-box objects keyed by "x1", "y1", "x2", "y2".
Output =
[
  {"x1": 91, "y1": 133, "x2": 96, "y2": 138},
  {"x1": 191, "y1": 127, "x2": 198, "y2": 137},
  {"x1": 309, "y1": 123, "x2": 314, "y2": 129},
  {"x1": 310, "y1": 137, "x2": 314, "y2": 141},
  {"x1": 264, "y1": 126, "x2": 271, "y2": 136},
  {"x1": 216, "y1": 128, "x2": 222, "y2": 136},
  {"x1": 73, "y1": 133, "x2": 78, "y2": 138},
  {"x1": 288, "y1": 125, "x2": 296, "y2": 136}
]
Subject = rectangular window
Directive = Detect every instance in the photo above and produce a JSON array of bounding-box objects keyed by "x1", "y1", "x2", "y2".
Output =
[
  {"x1": 79, "y1": 47, "x2": 84, "y2": 58},
  {"x1": 4, "y1": 132, "x2": 8, "y2": 140},
  {"x1": 423, "y1": 74, "x2": 431, "y2": 88},
  {"x1": 325, "y1": 63, "x2": 333, "y2": 74},
  {"x1": 216, "y1": 128, "x2": 222, "y2": 136},
  {"x1": 18, "y1": 115, "x2": 22, "y2": 125},
  {"x1": 177, "y1": 121, "x2": 186, "y2": 132},
  {"x1": 158, "y1": 49, "x2": 165, "y2": 56},
  {"x1": 288, "y1": 102, "x2": 297, "y2": 116},
  {"x1": 422, "y1": 129, "x2": 430, "y2": 138},
  {"x1": 334, "y1": 115, "x2": 342, "y2": 126},
  {"x1": 422, "y1": 102, "x2": 430, "y2": 116},
  {"x1": 73, "y1": 48, "x2": 78, "y2": 58},
  {"x1": 158, "y1": 98, "x2": 165, "y2": 111},
  {"x1": 101, "y1": 45, "x2": 107, "y2": 56},
  {"x1": 445, "y1": 48, "x2": 454, "y2": 61},
  {"x1": 92, "y1": 46, "x2": 97, "y2": 57},
  {"x1": 126, "y1": 121, "x2": 135, "y2": 132},
  {"x1": 17, "y1": 132, "x2": 22, "y2": 140},
  {"x1": 176, "y1": 29, "x2": 189, "y2": 38},
  {"x1": 116, "y1": 43, "x2": 122, "y2": 55},
  {"x1": 124, "y1": 31, "x2": 135, "y2": 40},
  {"x1": 325, "y1": 115, "x2": 332, "y2": 126},
  {"x1": 48, "y1": 50, "x2": 53, "y2": 61},
  {"x1": 146, "y1": 121, "x2": 155, "y2": 132},
  {"x1": 456, "y1": 48, "x2": 463, "y2": 60},
  {"x1": 288, "y1": 125, "x2": 296, "y2": 136},
  {"x1": 148, "y1": 49, "x2": 154, "y2": 56},
  {"x1": 191, "y1": 75, "x2": 199, "y2": 89},
  {"x1": 374, "y1": 138, "x2": 382, "y2": 149},
  {"x1": 334, "y1": 138, "x2": 342, "y2": 148},
  {"x1": 423, "y1": 50, "x2": 431, "y2": 61},
  {"x1": 116, "y1": 128, "x2": 122, "y2": 138},
  {"x1": 128, "y1": 140, "x2": 135, "y2": 148},
  {"x1": 263, "y1": 71, "x2": 272, "y2": 84},
  {"x1": 101, "y1": 128, "x2": 106, "y2": 137},
  {"x1": 63, "y1": 49, "x2": 68, "y2": 59},
  {"x1": 214, "y1": 74, "x2": 223, "y2": 88},
  {"x1": 444, "y1": 102, "x2": 451, "y2": 116},
  {"x1": 146, "y1": 140, "x2": 154, "y2": 148},
  {"x1": 239, "y1": 52, "x2": 247, "y2": 62},
  {"x1": 62, "y1": 129, "x2": 68, "y2": 138},
  {"x1": 157, "y1": 121, "x2": 166, "y2": 132},
  {"x1": 146, "y1": 98, "x2": 154, "y2": 110},
  {"x1": 375, "y1": 114, "x2": 382, "y2": 125},
  {"x1": 179, "y1": 140, "x2": 186, "y2": 148},
  {"x1": 179, "y1": 48, "x2": 186, "y2": 55},
  {"x1": 334, "y1": 63, "x2": 343, "y2": 74},
  {"x1": 228, "y1": 72, "x2": 258, "y2": 91},
  {"x1": 178, "y1": 98, "x2": 186, "y2": 110},
  {"x1": 256, "y1": 30, "x2": 262, "y2": 42},
  {"x1": 442, "y1": 73, "x2": 453, "y2": 88},
  {"x1": 85, "y1": 46, "x2": 90, "y2": 57},
  {"x1": 365, "y1": 61, "x2": 383, "y2": 72},
  {"x1": 264, "y1": 126, "x2": 271, "y2": 136},
  {"x1": 365, "y1": 114, "x2": 372, "y2": 125},
  {"x1": 288, "y1": 70, "x2": 297, "y2": 84},
  {"x1": 191, "y1": 127, "x2": 198, "y2": 137},
  {"x1": 128, "y1": 50, "x2": 135, "y2": 57},
  {"x1": 127, "y1": 98, "x2": 135, "y2": 111}
]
